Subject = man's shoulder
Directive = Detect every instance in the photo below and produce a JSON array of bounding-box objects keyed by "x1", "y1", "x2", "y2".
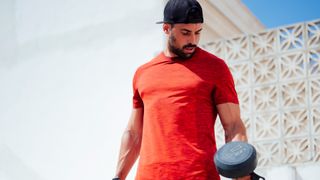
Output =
[
  {"x1": 134, "y1": 53, "x2": 163, "y2": 76},
  {"x1": 198, "y1": 48, "x2": 228, "y2": 66}
]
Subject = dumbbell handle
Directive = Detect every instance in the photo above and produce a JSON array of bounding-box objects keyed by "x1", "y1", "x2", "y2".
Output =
[{"x1": 250, "y1": 172, "x2": 265, "y2": 180}]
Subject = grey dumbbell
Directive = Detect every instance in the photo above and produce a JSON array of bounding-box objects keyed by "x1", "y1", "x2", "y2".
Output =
[{"x1": 214, "y1": 141, "x2": 265, "y2": 180}]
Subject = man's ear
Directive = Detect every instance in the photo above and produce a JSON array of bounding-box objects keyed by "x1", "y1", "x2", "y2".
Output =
[{"x1": 163, "y1": 23, "x2": 171, "y2": 35}]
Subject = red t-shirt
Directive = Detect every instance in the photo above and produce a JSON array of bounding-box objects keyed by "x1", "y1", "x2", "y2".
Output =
[{"x1": 132, "y1": 48, "x2": 238, "y2": 180}]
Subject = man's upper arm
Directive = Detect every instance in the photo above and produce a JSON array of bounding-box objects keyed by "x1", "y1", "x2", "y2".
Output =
[{"x1": 216, "y1": 103, "x2": 240, "y2": 125}]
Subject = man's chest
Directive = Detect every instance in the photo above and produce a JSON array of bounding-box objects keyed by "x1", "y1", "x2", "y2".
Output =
[{"x1": 137, "y1": 64, "x2": 214, "y2": 100}]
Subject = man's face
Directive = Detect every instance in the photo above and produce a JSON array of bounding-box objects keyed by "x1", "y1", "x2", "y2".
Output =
[{"x1": 164, "y1": 23, "x2": 202, "y2": 59}]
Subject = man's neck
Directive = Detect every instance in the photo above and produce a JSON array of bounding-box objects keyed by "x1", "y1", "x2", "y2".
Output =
[{"x1": 163, "y1": 48, "x2": 177, "y2": 58}]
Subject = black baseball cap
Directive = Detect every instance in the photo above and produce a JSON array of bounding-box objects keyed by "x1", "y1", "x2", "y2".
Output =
[{"x1": 156, "y1": 0, "x2": 204, "y2": 24}]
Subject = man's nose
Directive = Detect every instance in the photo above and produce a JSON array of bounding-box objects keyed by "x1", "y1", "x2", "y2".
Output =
[{"x1": 188, "y1": 34, "x2": 197, "y2": 44}]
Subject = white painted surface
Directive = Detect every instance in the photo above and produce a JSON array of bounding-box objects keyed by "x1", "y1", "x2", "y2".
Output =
[
  {"x1": 0, "y1": 0, "x2": 163, "y2": 179},
  {"x1": 1, "y1": 0, "x2": 319, "y2": 180},
  {"x1": 296, "y1": 164, "x2": 320, "y2": 180},
  {"x1": 266, "y1": 166, "x2": 296, "y2": 180}
]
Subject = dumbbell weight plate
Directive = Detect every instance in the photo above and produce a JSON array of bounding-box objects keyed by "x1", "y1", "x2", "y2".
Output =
[{"x1": 214, "y1": 141, "x2": 257, "y2": 178}]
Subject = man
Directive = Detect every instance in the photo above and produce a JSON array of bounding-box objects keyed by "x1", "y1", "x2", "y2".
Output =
[{"x1": 114, "y1": 0, "x2": 248, "y2": 179}]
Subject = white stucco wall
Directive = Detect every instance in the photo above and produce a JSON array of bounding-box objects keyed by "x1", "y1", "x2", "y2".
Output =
[{"x1": 0, "y1": 0, "x2": 164, "y2": 179}]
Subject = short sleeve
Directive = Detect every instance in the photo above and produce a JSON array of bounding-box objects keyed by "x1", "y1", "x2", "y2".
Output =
[
  {"x1": 132, "y1": 70, "x2": 144, "y2": 108},
  {"x1": 212, "y1": 61, "x2": 239, "y2": 105}
]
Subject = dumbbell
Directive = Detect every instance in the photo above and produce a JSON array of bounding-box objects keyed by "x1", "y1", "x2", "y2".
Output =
[{"x1": 214, "y1": 141, "x2": 265, "y2": 180}]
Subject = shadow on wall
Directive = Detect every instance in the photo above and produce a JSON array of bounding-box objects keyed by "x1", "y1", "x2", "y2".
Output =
[{"x1": 0, "y1": 144, "x2": 45, "y2": 180}]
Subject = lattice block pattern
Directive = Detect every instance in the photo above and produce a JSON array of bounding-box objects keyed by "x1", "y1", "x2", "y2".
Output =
[
  {"x1": 312, "y1": 108, "x2": 320, "y2": 135},
  {"x1": 253, "y1": 56, "x2": 278, "y2": 85},
  {"x1": 280, "y1": 51, "x2": 306, "y2": 81},
  {"x1": 307, "y1": 20, "x2": 320, "y2": 48},
  {"x1": 281, "y1": 81, "x2": 307, "y2": 108},
  {"x1": 229, "y1": 62, "x2": 251, "y2": 87},
  {"x1": 251, "y1": 31, "x2": 277, "y2": 58},
  {"x1": 204, "y1": 19, "x2": 320, "y2": 168},
  {"x1": 283, "y1": 108, "x2": 309, "y2": 138},
  {"x1": 253, "y1": 85, "x2": 278, "y2": 112},
  {"x1": 254, "y1": 112, "x2": 280, "y2": 141},
  {"x1": 225, "y1": 36, "x2": 250, "y2": 61},
  {"x1": 204, "y1": 41, "x2": 225, "y2": 59},
  {"x1": 313, "y1": 137, "x2": 320, "y2": 161},
  {"x1": 283, "y1": 137, "x2": 312, "y2": 164},
  {"x1": 241, "y1": 114, "x2": 252, "y2": 141},
  {"x1": 254, "y1": 141, "x2": 282, "y2": 167},
  {"x1": 237, "y1": 89, "x2": 251, "y2": 113},
  {"x1": 308, "y1": 48, "x2": 320, "y2": 76},
  {"x1": 279, "y1": 23, "x2": 304, "y2": 51},
  {"x1": 310, "y1": 78, "x2": 320, "y2": 105}
]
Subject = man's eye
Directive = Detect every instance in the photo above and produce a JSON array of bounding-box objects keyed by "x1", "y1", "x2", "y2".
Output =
[{"x1": 182, "y1": 32, "x2": 190, "y2": 35}]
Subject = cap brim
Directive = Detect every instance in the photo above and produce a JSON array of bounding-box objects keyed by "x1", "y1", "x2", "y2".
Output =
[{"x1": 156, "y1": 21, "x2": 166, "y2": 24}]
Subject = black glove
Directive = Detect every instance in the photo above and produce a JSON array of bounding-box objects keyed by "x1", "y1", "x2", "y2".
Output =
[{"x1": 112, "y1": 178, "x2": 120, "y2": 180}]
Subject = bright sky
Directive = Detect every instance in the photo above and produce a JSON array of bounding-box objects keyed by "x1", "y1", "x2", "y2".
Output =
[{"x1": 242, "y1": 0, "x2": 320, "y2": 28}]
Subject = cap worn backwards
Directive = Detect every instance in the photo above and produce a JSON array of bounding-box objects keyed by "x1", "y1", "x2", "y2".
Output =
[{"x1": 156, "y1": 0, "x2": 204, "y2": 24}]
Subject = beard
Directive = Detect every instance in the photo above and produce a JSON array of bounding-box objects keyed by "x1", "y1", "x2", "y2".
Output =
[{"x1": 168, "y1": 34, "x2": 197, "y2": 60}]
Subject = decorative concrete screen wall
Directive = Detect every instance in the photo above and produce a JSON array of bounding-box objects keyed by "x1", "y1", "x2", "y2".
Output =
[{"x1": 204, "y1": 19, "x2": 320, "y2": 170}]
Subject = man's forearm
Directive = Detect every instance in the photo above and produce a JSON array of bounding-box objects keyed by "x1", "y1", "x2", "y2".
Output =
[
  {"x1": 115, "y1": 129, "x2": 142, "y2": 179},
  {"x1": 224, "y1": 121, "x2": 250, "y2": 180},
  {"x1": 225, "y1": 120, "x2": 247, "y2": 143}
]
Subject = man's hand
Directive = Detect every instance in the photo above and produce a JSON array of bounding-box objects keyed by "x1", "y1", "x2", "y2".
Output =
[{"x1": 236, "y1": 175, "x2": 251, "y2": 180}]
